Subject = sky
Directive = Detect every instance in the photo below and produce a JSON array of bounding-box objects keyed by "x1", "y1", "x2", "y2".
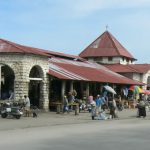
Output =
[{"x1": 0, "y1": 0, "x2": 150, "y2": 63}]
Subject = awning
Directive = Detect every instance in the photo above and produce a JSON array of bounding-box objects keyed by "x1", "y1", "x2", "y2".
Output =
[{"x1": 48, "y1": 57, "x2": 144, "y2": 85}]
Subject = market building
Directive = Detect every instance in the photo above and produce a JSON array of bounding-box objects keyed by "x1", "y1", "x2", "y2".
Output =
[{"x1": 0, "y1": 32, "x2": 144, "y2": 111}]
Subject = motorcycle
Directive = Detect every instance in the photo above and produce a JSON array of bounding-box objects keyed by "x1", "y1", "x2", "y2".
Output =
[{"x1": 1, "y1": 102, "x2": 23, "y2": 119}]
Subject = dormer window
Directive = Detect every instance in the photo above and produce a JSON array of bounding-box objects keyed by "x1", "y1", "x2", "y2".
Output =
[
  {"x1": 108, "y1": 57, "x2": 113, "y2": 61},
  {"x1": 94, "y1": 57, "x2": 102, "y2": 62}
]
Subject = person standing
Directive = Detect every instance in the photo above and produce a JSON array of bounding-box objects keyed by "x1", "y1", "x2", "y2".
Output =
[
  {"x1": 109, "y1": 97, "x2": 117, "y2": 119},
  {"x1": 137, "y1": 99, "x2": 146, "y2": 118},
  {"x1": 95, "y1": 95, "x2": 103, "y2": 115},
  {"x1": 24, "y1": 95, "x2": 31, "y2": 117},
  {"x1": 63, "y1": 95, "x2": 69, "y2": 113},
  {"x1": 91, "y1": 100, "x2": 96, "y2": 120},
  {"x1": 88, "y1": 95, "x2": 94, "y2": 104},
  {"x1": 9, "y1": 90, "x2": 14, "y2": 100}
]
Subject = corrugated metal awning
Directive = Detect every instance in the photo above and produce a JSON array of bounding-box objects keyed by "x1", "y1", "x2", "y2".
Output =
[{"x1": 48, "y1": 57, "x2": 144, "y2": 85}]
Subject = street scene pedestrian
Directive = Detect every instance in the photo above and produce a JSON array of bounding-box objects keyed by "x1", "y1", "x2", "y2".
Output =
[
  {"x1": 63, "y1": 95, "x2": 69, "y2": 114},
  {"x1": 137, "y1": 99, "x2": 146, "y2": 118},
  {"x1": 24, "y1": 95, "x2": 31, "y2": 117}
]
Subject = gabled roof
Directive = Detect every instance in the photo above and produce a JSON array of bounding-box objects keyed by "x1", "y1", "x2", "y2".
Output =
[
  {"x1": 0, "y1": 38, "x2": 85, "y2": 61},
  {"x1": 0, "y1": 38, "x2": 50, "y2": 57},
  {"x1": 104, "y1": 64, "x2": 150, "y2": 73},
  {"x1": 79, "y1": 31, "x2": 136, "y2": 60},
  {"x1": 48, "y1": 57, "x2": 143, "y2": 85}
]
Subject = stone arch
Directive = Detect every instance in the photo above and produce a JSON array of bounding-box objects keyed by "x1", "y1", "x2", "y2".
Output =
[
  {"x1": 29, "y1": 65, "x2": 44, "y2": 108},
  {"x1": 0, "y1": 63, "x2": 15, "y2": 100},
  {"x1": 29, "y1": 65, "x2": 44, "y2": 79}
]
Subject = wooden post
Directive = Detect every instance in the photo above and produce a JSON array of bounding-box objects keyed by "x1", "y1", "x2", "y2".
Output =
[
  {"x1": 70, "y1": 81, "x2": 73, "y2": 92},
  {"x1": 86, "y1": 82, "x2": 89, "y2": 98}
]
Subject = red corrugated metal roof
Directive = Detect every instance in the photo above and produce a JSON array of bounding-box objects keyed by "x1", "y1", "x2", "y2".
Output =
[
  {"x1": 79, "y1": 31, "x2": 136, "y2": 60},
  {"x1": 0, "y1": 39, "x2": 50, "y2": 57},
  {"x1": 43, "y1": 49, "x2": 85, "y2": 61},
  {"x1": 104, "y1": 64, "x2": 150, "y2": 73},
  {"x1": 129, "y1": 64, "x2": 150, "y2": 73},
  {"x1": 0, "y1": 38, "x2": 84, "y2": 61},
  {"x1": 48, "y1": 57, "x2": 143, "y2": 85}
]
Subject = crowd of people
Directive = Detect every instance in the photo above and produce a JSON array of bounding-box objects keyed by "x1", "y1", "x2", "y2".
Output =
[
  {"x1": 89, "y1": 94, "x2": 119, "y2": 120},
  {"x1": 62, "y1": 89, "x2": 150, "y2": 120},
  {"x1": 62, "y1": 90, "x2": 123, "y2": 119},
  {"x1": 90, "y1": 93, "x2": 150, "y2": 120}
]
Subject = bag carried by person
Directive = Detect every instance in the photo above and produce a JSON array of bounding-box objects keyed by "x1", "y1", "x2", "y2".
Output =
[{"x1": 65, "y1": 106, "x2": 69, "y2": 111}]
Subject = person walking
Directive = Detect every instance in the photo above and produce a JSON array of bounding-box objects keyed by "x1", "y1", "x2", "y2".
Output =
[
  {"x1": 24, "y1": 95, "x2": 31, "y2": 117},
  {"x1": 91, "y1": 100, "x2": 96, "y2": 120},
  {"x1": 95, "y1": 95, "x2": 103, "y2": 115},
  {"x1": 137, "y1": 99, "x2": 146, "y2": 118},
  {"x1": 109, "y1": 97, "x2": 117, "y2": 119},
  {"x1": 63, "y1": 95, "x2": 69, "y2": 113}
]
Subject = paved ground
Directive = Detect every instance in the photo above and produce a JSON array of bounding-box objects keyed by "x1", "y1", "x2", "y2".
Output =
[
  {"x1": 0, "y1": 108, "x2": 149, "y2": 131},
  {"x1": 1, "y1": 109, "x2": 150, "y2": 150}
]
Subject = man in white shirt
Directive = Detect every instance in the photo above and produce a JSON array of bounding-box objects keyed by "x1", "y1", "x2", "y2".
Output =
[{"x1": 24, "y1": 95, "x2": 30, "y2": 117}]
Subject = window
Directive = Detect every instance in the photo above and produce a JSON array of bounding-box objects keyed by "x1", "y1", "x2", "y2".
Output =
[
  {"x1": 108, "y1": 57, "x2": 113, "y2": 61},
  {"x1": 94, "y1": 57, "x2": 102, "y2": 62}
]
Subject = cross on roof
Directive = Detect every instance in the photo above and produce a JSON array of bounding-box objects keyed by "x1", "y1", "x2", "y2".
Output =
[{"x1": 106, "y1": 25, "x2": 109, "y2": 31}]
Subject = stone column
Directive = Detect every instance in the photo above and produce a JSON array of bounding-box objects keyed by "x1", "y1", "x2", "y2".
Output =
[
  {"x1": 40, "y1": 80, "x2": 49, "y2": 112},
  {"x1": 14, "y1": 80, "x2": 29, "y2": 102}
]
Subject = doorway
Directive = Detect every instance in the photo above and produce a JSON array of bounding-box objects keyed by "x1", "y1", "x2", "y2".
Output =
[
  {"x1": 29, "y1": 66, "x2": 43, "y2": 107},
  {"x1": 0, "y1": 65, "x2": 15, "y2": 100}
]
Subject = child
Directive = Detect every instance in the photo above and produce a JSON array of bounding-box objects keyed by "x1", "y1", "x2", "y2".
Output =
[{"x1": 32, "y1": 106, "x2": 39, "y2": 118}]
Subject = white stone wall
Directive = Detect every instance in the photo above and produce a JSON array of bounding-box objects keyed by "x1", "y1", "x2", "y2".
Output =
[
  {"x1": 0, "y1": 53, "x2": 49, "y2": 111},
  {"x1": 87, "y1": 56, "x2": 134, "y2": 64},
  {"x1": 132, "y1": 73, "x2": 143, "y2": 82},
  {"x1": 142, "y1": 70, "x2": 150, "y2": 89},
  {"x1": 87, "y1": 56, "x2": 123, "y2": 64}
]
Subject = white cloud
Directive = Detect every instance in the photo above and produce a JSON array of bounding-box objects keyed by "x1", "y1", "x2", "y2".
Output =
[
  {"x1": 1, "y1": 0, "x2": 150, "y2": 20},
  {"x1": 66, "y1": 0, "x2": 150, "y2": 17},
  {"x1": 116, "y1": 11, "x2": 150, "y2": 29}
]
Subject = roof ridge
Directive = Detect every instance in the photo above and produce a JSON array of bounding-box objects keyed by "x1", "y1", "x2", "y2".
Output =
[
  {"x1": 0, "y1": 38, "x2": 84, "y2": 59},
  {"x1": 79, "y1": 31, "x2": 106, "y2": 56},
  {"x1": 0, "y1": 38, "x2": 50, "y2": 56},
  {"x1": 0, "y1": 38, "x2": 27, "y2": 53},
  {"x1": 106, "y1": 31, "x2": 120, "y2": 56},
  {"x1": 106, "y1": 32, "x2": 136, "y2": 59}
]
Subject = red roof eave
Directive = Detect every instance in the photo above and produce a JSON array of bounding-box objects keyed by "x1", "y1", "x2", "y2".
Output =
[{"x1": 48, "y1": 58, "x2": 144, "y2": 85}]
